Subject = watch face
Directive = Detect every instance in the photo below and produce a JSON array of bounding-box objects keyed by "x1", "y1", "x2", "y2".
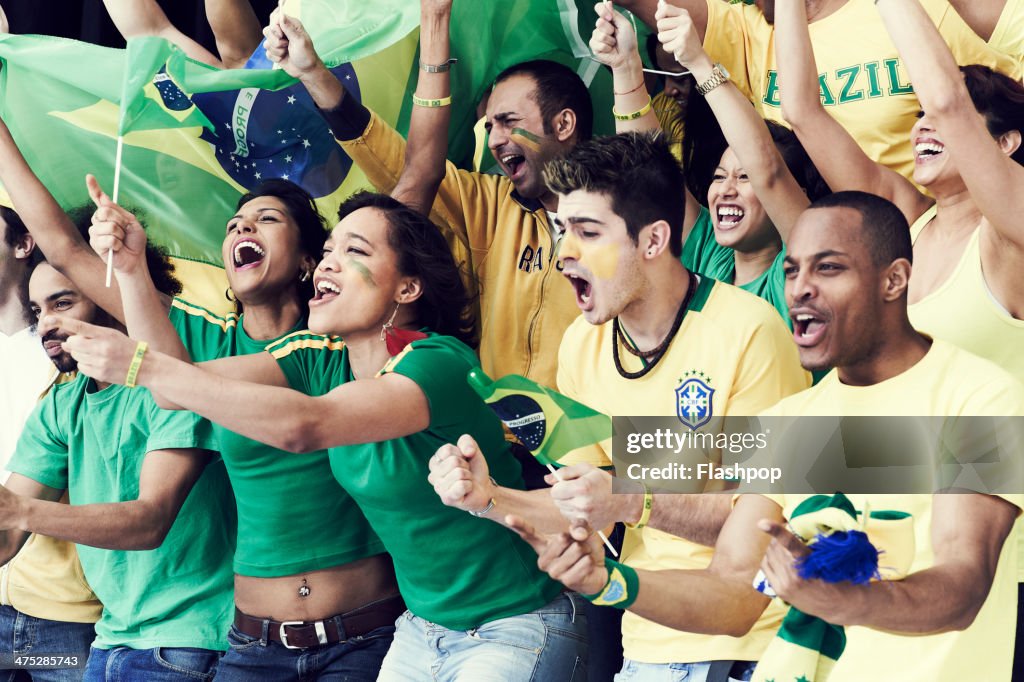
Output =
[{"x1": 718, "y1": 63, "x2": 730, "y2": 80}]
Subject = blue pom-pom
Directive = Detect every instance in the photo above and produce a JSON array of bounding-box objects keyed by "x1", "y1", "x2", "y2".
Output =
[{"x1": 795, "y1": 530, "x2": 880, "y2": 585}]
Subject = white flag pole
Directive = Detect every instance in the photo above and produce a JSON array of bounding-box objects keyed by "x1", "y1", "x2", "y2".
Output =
[{"x1": 105, "y1": 135, "x2": 125, "y2": 287}]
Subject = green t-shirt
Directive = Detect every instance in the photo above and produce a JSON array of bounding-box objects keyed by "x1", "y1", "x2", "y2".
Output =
[
  {"x1": 268, "y1": 332, "x2": 564, "y2": 630},
  {"x1": 169, "y1": 298, "x2": 384, "y2": 577},
  {"x1": 9, "y1": 374, "x2": 234, "y2": 651},
  {"x1": 681, "y1": 206, "x2": 788, "y2": 324}
]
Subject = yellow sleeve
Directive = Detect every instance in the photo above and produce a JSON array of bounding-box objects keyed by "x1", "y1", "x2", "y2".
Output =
[
  {"x1": 726, "y1": 314, "x2": 811, "y2": 417},
  {"x1": 338, "y1": 111, "x2": 504, "y2": 260},
  {"x1": 927, "y1": 0, "x2": 1022, "y2": 78},
  {"x1": 556, "y1": 326, "x2": 613, "y2": 468},
  {"x1": 702, "y1": 0, "x2": 762, "y2": 101}
]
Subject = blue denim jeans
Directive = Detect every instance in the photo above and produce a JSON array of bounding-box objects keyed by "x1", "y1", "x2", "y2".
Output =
[
  {"x1": 377, "y1": 593, "x2": 588, "y2": 681},
  {"x1": 82, "y1": 646, "x2": 220, "y2": 681},
  {"x1": 0, "y1": 605, "x2": 94, "y2": 682},
  {"x1": 614, "y1": 659, "x2": 756, "y2": 682},
  {"x1": 214, "y1": 623, "x2": 393, "y2": 681}
]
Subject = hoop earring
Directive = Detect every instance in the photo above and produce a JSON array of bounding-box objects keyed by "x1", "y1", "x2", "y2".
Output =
[
  {"x1": 379, "y1": 304, "x2": 400, "y2": 343},
  {"x1": 225, "y1": 287, "x2": 236, "y2": 302}
]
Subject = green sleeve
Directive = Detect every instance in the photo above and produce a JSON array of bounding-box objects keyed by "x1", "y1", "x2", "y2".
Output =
[
  {"x1": 384, "y1": 337, "x2": 478, "y2": 430},
  {"x1": 141, "y1": 389, "x2": 220, "y2": 455},
  {"x1": 7, "y1": 389, "x2": 70, "y2": 491},
  {"x1": 266, "y1": 333, "x2": 348, "y2": 397},
  {"x1": 169, "y1": 298, "x2": 230, "y2": 363},
  {"x1": 681, "y1": 207, "x2": 736, "y2": 284}
]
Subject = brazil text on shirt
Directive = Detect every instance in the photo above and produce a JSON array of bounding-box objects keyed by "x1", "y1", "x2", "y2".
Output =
[{"x1": 760, "y1": 60, "x2": 914, "y2": 108}]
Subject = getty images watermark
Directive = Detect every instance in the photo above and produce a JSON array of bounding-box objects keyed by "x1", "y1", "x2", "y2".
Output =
[{"x1": 611, "y1": 416, "x2": 1024, "y2": 495}]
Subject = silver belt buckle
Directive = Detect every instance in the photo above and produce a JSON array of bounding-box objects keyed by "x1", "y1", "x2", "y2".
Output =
[{"x1": 278, "y1": 621, "x2": 304, "y2": 650}]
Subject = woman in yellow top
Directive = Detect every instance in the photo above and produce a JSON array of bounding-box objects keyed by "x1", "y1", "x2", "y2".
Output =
[{"x1": 774, "y1": 0, "x2": 1024, "y2": 381}]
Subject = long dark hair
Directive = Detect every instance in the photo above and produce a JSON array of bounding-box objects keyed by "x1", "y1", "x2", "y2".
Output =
[
  {"x1": 962, "y1": 64, "x2": 1024, "y2": 167},
  {"x1": 682, "y1": 88, "x2": 829, "y2": 203},
  {"x1": 336, "y1": 192, "x2": 477, "y2": 348},
  {"x1": 236, "y1": 179, "x2": 329, "y2": 310}
]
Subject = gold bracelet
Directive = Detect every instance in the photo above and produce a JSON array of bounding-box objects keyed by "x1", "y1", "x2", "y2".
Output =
[
  {"x1": 411, "y1": 94, "x2": 452, "y2": 108},
  {"x1": 624, "y1": 485, "x2": 653, "y2": 530},
  {"x1": 612, "y1": 96, "x2": 653, "y2": 121},
  {"x1": 420, "y1": 57, "x2": 457, "y2": 73},
  {"x1": 125, "y1": 341, "x2": 148, "y2": 388}
]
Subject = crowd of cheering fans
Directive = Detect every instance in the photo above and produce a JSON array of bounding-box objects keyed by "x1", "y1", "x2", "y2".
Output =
[{"x1": 2, "y1": 0, "x2": 1024, "y2": 680}]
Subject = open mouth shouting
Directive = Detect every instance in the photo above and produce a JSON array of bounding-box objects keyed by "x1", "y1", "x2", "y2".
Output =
[
  {"x1": 310, "y1": 276, "x2": 341, "y2": 305},
  {"x1": 716, "y1": 204, "x2": 745, "y2": 230},
  {"x1": 499, "y1": 153, "x2": 527, "y2": 181},
  {"x1": 914, "y1": 138, "x2": 945, "y2": 165},
  {"x1": 231, "y1": 239, "x2": 266, "y2": 271},
  {"x1": 791, "y1": 308, "x2": 828, "y2": 348},
  {"x1": 565, "y1": 271, "x2": 594, "y2": 312}
]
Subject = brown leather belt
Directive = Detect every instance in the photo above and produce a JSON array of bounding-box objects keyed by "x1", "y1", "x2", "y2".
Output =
[{"x1": 233, "y1": 595, "x2": 406, "y2": 650}]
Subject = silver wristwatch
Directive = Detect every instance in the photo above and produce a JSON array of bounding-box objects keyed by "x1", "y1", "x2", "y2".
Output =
[{"x1": 696, "y1": 63, "x2": 731, "y2": 96}]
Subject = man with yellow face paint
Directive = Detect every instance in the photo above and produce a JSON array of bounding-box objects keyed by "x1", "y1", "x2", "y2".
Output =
[{"x1": 429, "y1": 132, "x2": 809, "y2": 681}]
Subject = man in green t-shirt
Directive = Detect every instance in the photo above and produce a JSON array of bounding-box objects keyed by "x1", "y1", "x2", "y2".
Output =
[{"x1": 0, "y1": 256, "x2": 235, "y2": 681}]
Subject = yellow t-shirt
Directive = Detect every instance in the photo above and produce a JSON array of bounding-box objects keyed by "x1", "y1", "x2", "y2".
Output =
[
  {"x1": 704, "y1": 0, "x2": 1020, "y2": 181},
  {"x1": 759, "y1": 339, "x2": 1023, "y2": 682},
  {"x1": 990, "y1": 0, "x2": 1024, "y2": 70},
  {"x1": 2, "y1": 372, "x2": 101, "y2": 624},
  {"x1": 558, "y1": 275, "x2": 809, "y2": 663}
]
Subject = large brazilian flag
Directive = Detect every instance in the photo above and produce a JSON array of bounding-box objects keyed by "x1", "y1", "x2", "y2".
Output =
[{"x1": 0, "y1": 0, "x2": 612, "y2": 309}]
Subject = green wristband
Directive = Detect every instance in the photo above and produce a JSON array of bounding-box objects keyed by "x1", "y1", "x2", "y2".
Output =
[{"x1": 582, "y1": 558, "x2": 639, "y2": 609}]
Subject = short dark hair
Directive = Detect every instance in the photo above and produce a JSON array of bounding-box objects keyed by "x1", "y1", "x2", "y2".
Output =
[
  {"x1": 65, "y1": 205, "x2": 183, "y2": 297},
  {"x1": 494, "y1": 60, "x2": 593, "y2": 142},
  {"x1": 1, "y1": 206, "x2": 26, "y2": 248},
  {"x1": 336, "y1": 192, "x2": 477, "y2": 348},
  {"x1": 806, "y1": 191, "x2": 911, "y2": 267},
  {"x1": 962, "y1": 65, "x2": 1024, "y2": 166},
  {"x1": 1, "y1": 205, "x2": 42, "y2": 268},
  {"x1": 544, "y1": 132, "x2": 687, "y2": 257}
]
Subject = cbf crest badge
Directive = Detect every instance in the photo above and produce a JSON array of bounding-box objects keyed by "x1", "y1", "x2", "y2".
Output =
[{"x1": 675, "y1": 371, "x2": 714, "y2": 431}]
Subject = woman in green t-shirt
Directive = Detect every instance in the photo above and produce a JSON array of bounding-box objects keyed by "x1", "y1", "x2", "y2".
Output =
[{"x1": 65, "y1": 191, "x2": 589, "y2": 681}]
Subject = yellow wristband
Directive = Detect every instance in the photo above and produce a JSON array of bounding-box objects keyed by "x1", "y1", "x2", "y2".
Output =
[
  {"x1": 411, "y1": 94, "x2": 452, "y2": 108},
  {"x1": 124, "y1": 341, "x2": 148, "y2": 388},
  {"x1": 624, "y1": 486, "x2": 653, "y2": 530},
  {"x1": 612, "y1": 96, "x2": 652, "y2": 122}
]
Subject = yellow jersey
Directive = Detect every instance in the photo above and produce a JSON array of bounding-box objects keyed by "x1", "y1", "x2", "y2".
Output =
[
  {"x1": 704, "y1": 0, "x2": 1020, "y2": 181},
  {"x1": 759, "y1": 339, "x2": 1024, "y2": 682},
  {"x1": 558, "y1": 275, "x2": 809, "y2": 663}
]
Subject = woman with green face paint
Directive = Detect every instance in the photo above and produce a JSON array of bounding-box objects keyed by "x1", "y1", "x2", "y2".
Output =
[{"x1": 63, "y1": 191, "x2": 591, "y2": 681}]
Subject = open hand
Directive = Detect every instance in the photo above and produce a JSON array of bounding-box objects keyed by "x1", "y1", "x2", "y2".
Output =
[
  {"x1": 59, "y1": 317, "x2": 143, "y2": 387},
  {"x1": 507, "y1": 515, "x2": 608, "y2": 594}
]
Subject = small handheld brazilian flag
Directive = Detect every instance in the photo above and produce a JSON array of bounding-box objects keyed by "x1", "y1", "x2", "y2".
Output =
[
  {"x1": 468, "y1": 369, "x2": 619, "y2": 556},
  {"x1": 467, "y1": 369, "x2": 612, "y2": 467}
]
